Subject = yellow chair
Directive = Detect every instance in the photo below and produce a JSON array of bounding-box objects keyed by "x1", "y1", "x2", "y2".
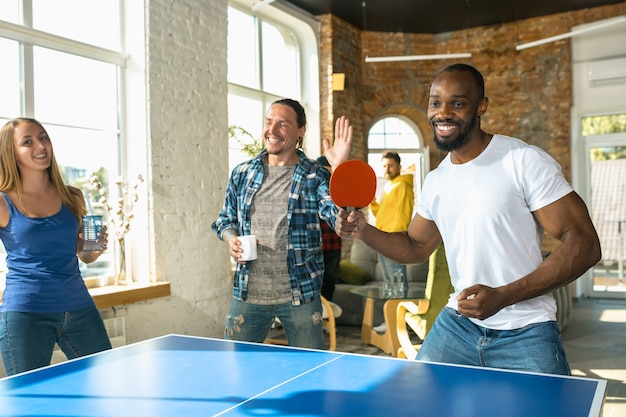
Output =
[
  {"x1": 264, "y1": 295, "x2": 341, "y2": 351},
  {"x1": 397, "y1": 244, "x2": 453, "y2": 359}
]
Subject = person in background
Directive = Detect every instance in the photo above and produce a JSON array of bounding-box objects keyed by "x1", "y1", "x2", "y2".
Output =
[
  {"x1": 369, "y1": 151, "x2": 414, "y2": 333},
  {"x1": 212, "y1": 99, "x2": 352, "y2": 349},
  {"x1": 316, "y1": 156, "x2": 342, "y2": 302},
  {"x1": 0, "y1": 117, "x2": 112, "y2": 376},
  {"x1": 335, "y1": 64, "x2": 601, "y2": 375}
]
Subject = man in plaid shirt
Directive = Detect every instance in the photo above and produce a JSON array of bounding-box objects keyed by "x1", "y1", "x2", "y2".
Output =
[{"x1": 212, "y1": 99, "x2": 352, "y2": 349}]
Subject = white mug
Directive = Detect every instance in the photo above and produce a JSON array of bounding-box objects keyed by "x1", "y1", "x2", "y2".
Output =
[{"x1": 239, "y1": 235, "x2": 258, "y2": 261}]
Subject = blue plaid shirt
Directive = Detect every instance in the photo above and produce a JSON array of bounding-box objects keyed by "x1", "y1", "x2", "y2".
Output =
[{"x1": 211, "y1": 149, "x2": 337, "y2": 306}]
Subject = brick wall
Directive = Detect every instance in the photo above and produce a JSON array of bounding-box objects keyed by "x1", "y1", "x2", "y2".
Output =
[
  {"x1": 319, "y1": 3, "x2": 626, "y2": 179},
  {"x1": 319, "y1": 3, "x2": 624, "y2": 254}
]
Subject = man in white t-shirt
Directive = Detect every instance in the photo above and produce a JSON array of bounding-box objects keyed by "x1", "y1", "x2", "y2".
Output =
[{"x1": 335, "y1": 63, "x2": 601, "y2": 375}]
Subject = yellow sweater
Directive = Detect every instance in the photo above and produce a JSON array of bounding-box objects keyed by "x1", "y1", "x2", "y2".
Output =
[{"x1": 369, "y1": 173, "x2": 414, "y2": 232}]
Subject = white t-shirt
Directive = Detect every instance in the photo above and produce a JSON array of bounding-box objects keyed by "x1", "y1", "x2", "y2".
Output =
[{"x1": 417, "y1": 134, "x2": 573, "y2": 330}]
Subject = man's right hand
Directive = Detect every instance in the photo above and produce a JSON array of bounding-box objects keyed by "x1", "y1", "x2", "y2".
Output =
[
  {"x1": 335, "y1": 208, "x2": 367, "y2": 239},
  {"x1": 226, "y1": 235, "x2": 247, "y2": 264}
]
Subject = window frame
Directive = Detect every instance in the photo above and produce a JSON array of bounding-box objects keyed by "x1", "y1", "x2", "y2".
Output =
[
  {"x1": 227, "y1": 1, "x2": 320, "y2": 169},
  {"x1": 0, "y1": 2, "x2": 152, "y2": 291},
  {"x1": 573, "y1": 111, "x2": 626, "y2": 300},
  {"x1": 367, "y1": 115, "x2": 429, "y2": 221}
]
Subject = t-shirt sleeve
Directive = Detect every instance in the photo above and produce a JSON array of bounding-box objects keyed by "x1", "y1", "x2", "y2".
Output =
[
  {"x1": 523, "y1": 145, "x2": 573, "y2": 212},
  {"x1": 417, "y1": 173, "x2": 435, "y2": 221}
]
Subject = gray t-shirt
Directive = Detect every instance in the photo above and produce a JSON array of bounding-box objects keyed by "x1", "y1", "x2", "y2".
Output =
[{"x1": 247, "y1": 163, "x2": 295, "y2": 304}]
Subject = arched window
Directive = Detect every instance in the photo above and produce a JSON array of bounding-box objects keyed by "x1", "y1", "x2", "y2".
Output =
[{"x1": 367, "y1": 116, "x2": 429, "y2": 221}]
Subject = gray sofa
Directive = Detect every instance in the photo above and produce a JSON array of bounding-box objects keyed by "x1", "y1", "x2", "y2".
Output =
[{"x1": 333, "y1": 239, "x2": 428, "y2": 326}]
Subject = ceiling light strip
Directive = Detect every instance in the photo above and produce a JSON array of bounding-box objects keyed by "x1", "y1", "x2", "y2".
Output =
[
  {"x1": 365, "y1": 53, "x2": 472, "y2": 63},
  {"x1": 251, "y1": 0, "x2": 277, "y2": 12},
  {"x1": 516, "y1": 15, "x2": 626, "y2": 51}
]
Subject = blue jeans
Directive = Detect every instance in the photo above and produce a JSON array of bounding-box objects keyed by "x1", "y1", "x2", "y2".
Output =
[
  {"x1": 378, "y1": 254, "x2": 408, "y2": 297},
  {"x1": 0, "y1": 307, "x2": 112, "y2": 376},
  {"x1": 417, "y1": 307, "x2": 571, "y2": 375},
  {"x1": 224, "y1": 296, "x2": 324, "y2": 349}
]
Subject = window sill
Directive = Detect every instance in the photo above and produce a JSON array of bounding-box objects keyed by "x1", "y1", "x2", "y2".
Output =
[{"x1": 89, "y1": 281, "x2": 171, "y2": 309}]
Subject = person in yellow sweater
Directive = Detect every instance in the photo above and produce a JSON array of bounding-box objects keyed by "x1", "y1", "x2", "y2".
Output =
[{"x1": 370, "y1": 152, "x2": 414, "y2": 332}]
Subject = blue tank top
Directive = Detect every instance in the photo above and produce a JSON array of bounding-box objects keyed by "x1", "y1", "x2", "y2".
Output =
[{"x1": 0, "y1": 193, "x2": 95, "y2": 312}]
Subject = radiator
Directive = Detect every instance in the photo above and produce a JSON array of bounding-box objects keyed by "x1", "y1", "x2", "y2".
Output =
[{"x1": 103, "y1": 316, "x2": 126, "y2": 348}]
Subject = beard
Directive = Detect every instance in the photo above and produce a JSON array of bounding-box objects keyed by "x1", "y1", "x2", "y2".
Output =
[{"x1": 431, "y1": 115, "x2": 477, "y2": 153}]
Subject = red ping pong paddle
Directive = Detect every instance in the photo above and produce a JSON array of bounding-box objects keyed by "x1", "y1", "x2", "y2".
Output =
[{"x1": 330, "y1": 160, "x2": 377, "y2": 211}]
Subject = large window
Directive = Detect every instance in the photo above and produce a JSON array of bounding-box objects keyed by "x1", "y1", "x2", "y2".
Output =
[
  {"x1": 227, "y1": 2, "x2": 319, "y2": 170},
  {"x1": 0, "y1": 1, "x2": 129, "y2": 288}
]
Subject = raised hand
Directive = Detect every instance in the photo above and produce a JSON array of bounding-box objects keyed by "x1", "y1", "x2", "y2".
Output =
[{"x1": 323, "y1": 116, "x2": 352, "y2": 170}]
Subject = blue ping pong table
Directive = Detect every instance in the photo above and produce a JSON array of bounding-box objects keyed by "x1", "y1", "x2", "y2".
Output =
[{"x1": 0, "y1": 334, "x2": 606, "y2": 417}]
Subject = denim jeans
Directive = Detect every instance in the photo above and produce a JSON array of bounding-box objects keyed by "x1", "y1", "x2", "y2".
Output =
[
  {"x1": 0, "y1": 307, "x2": 112, "y2": 376},
  {"x1": 417, "y1": 307, "x2": 571, "y2": 375},
  {"x1": 378, "y1": 254, "x2": 408, "y2": 297},
  {"x1": 224, "y1": 296, "x2": 324, "y2": 349}
]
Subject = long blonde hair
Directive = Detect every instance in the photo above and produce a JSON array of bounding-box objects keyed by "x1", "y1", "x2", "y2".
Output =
[{"x1": 0, "y1": 118, "x2": 84, "y2": 222}]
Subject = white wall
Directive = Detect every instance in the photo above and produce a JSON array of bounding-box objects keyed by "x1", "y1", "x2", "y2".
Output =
[
  {"x1": 115, "y1": 0, "x2": 232, "y2": 344},
  {"x1": 572, "y1": 16, "x2": 626, "y2": 114},
  {"x1": 571, "y1": 17, "x2": 626, "y2": 197}
]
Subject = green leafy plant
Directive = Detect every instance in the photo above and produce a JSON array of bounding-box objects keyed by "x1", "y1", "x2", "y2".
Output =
[{"x1": 229, "y1": 125, "x2": 264, "y2": 158}]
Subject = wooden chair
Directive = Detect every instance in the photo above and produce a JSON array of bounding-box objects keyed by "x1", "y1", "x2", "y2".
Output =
[
  {"x1": 397, "y1": 244, "x2": 453, "y2": 359},
  {"x1": 320, "y1": 295, "x2": 341, "y2": 351},
  {"x1": 264, "y1": 295, "x2": 341, "y2": 351}
]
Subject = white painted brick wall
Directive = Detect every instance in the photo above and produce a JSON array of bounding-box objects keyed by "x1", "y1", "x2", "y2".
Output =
[{"x1": 120, "y1": 0, "x2": 232, "y2": 344}]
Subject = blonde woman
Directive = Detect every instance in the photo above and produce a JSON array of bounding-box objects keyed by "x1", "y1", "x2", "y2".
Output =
[{"x1": 0, "y1": 118, "x2": 111, "y2": 376}]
